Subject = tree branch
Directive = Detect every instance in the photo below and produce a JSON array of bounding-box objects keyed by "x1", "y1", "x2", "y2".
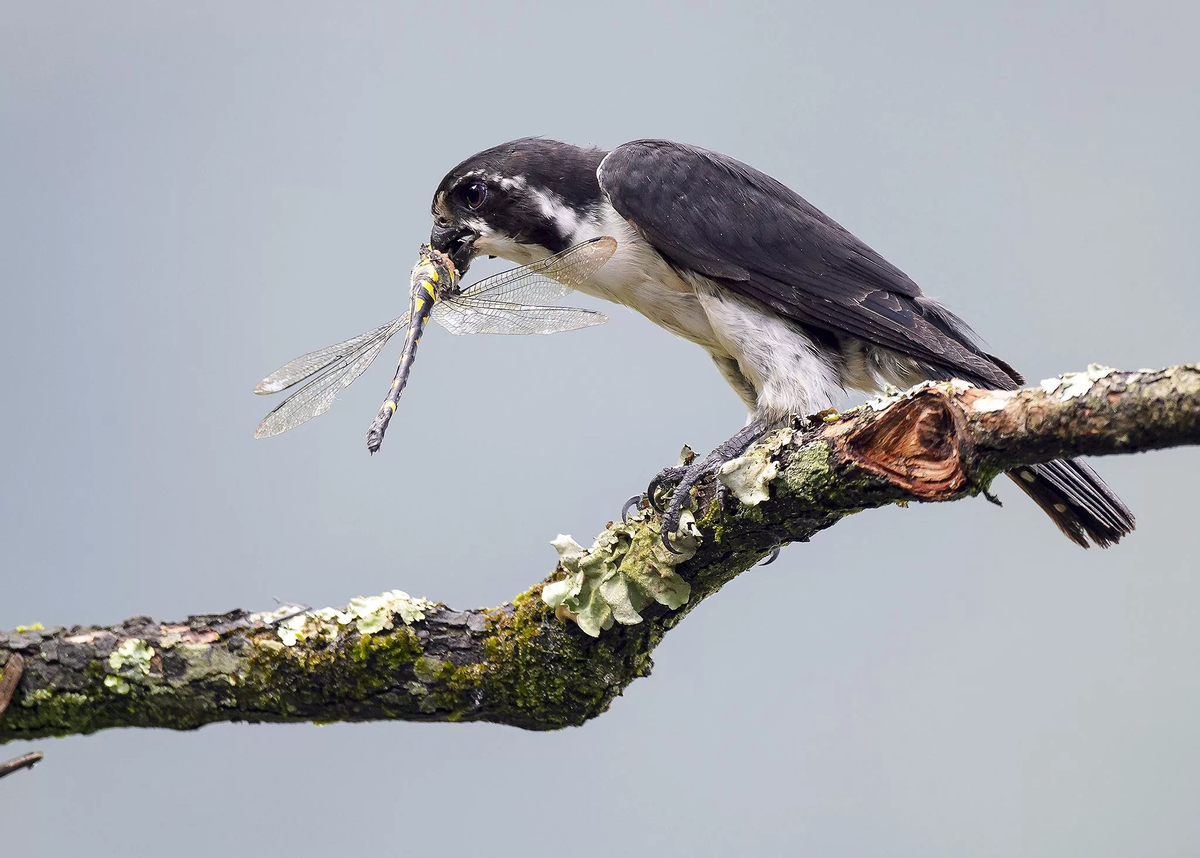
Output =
[{"x1": 2, "y1": 364, "x2": 1197, "y2": 742}]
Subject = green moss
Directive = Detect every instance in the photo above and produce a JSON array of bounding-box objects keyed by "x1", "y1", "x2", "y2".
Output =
[
  {"x1": 695, "y1": 497, "x2": 725, "y2": 542},
  {"x1": 243, "y1": 624, "x2": 424, "y2": 715},
  {"x1": 967, "y1": 464, "x2": 1003, "y2": 497},
  {"x1": 11, "y1": 690, "x2": 93, "y2": 733},
  {"x1": 4, "y1": 587, "x2": 652, "y2": 738},
  {"x1": 410, "y1": 597, "x2": 641, "y2": 729},
  {"x1": 21, "y1": 688, "x2": 53, "y2": 705},
  {"x1": 349, "y1": 627, "x2": 422, "y2": 673},
  {"x1": 780, "y1": 442, "x2": 836, "y2": 505}
]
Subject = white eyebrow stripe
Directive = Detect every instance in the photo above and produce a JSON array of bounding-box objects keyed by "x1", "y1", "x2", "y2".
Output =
[
  {"x1": 530, "y1": 188, "x2": 582, "y2": 239},
  {"x1": 496, "y1": 174, "x2": 527, "y2": 191}
]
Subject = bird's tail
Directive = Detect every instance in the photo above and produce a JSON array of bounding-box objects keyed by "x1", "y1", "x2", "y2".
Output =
[{"x1": 1006, "y1": 458, "x2": 1135, "y2": 548}]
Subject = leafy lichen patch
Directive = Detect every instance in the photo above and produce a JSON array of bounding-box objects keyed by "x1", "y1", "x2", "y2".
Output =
[
  {"x1": 107, "y1": 639, "x2": 154, "y2": 675},
  {"x1": 276, "y1": 590, "x2": 435, "y2": 646},
  {"x1": 864, "y1": 378, "x2": 971, "y2": 412},
  {"x1": 1041, "y1": 364, "x2": 1117, "y2": 401},
  {"x1": 542, "y1": 514, "x2": 696, "y2": 637},
  {"x1": 970, "y1": 390, "x2": 1018, "y2": 412},
  {"x1": 104, "y1": 638, "x2": 155, "y2": 694},
  {"x1": 718, "y1": 428, "x2": 793, "y2": 505}
]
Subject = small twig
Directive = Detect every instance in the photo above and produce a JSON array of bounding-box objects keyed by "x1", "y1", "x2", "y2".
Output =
[
  {"x1": 0, "y1": 654, "x2": 45, "y2": 779},
  {"x1": 0, "y1": 752, "x2": 43, "y2": 780}
]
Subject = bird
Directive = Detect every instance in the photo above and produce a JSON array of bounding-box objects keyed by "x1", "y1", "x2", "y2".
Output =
[{"x1": 427, "y1": 137, "x2": 1135, "y2": 552}]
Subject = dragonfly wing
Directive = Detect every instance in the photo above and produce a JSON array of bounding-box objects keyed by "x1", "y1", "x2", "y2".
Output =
[
  {"x1": 456, "y1": 236, "x2": 617, "y2": 304},
  {"x1": 253, "y1": 316, "x2": 406, "y2": 438},
  {"x1": 432, "y1": 299, "x2": 609, "y2": 336},
  {"x1": 255, "y1": 316, "x2": 406, "y2": 394}
]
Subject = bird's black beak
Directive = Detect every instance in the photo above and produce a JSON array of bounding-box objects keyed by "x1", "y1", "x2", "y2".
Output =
[{"x1": 430, "y1": 224, "x2": 478, "y2": 275}]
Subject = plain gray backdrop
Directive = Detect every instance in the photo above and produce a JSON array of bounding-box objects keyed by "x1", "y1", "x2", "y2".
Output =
[{"x1": 2, "y1": 2, "x2": 1198, "y2": 855}]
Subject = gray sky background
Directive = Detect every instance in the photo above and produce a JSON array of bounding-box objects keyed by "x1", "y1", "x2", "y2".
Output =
[{"x1": 2, "y1": 2, "x2": 1198, "y2": 855}]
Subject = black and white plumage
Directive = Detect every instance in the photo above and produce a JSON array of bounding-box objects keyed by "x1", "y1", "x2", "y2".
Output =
[{"x1": 429, "y1": 137, "x2": 1135, "y2": 549}]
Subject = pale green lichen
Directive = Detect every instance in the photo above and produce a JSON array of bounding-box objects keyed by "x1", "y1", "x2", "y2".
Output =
[
  {"x1": 104, "y1": 675, "x2": 131, "y2": 694},
  {"x1": 865, "y1": 378, "x2": 973, "y2": 411},
  {"x1": 172, "y1": 643, "x2": 243, "y2": 685},
  {"x1": 277, "y1": 590, "x2": 435, "y2": 647},
  {"x1": 718, "y1": 428, "x2": 793, "y2": 505},
  {"x1": 542, "y1": 513, "x2": 696, "y2": 638},
  {"x1": 971, "y1": 390, "x2": 1018, "y2": 412},
  {"x1": 1040, "y1": 364, "x2": 1117, "y2": 401},
  {"x1": 104, "y1": 638, "x2": 155, "y2": 694},
  {"x1": 108, "y1": 639, "x2": 154, "y2": 675},
  {"x1": 780, "y1": 442, "x2": 838, "y2": 507}
]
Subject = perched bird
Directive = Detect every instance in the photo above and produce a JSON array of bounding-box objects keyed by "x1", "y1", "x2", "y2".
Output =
[{"x1": 429, "y1": 138, "x2": 1134, "y2": 551}]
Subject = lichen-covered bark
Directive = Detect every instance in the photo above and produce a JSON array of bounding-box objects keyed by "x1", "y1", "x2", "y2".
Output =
[{"x1": 2, "y1": 364, "x2": 1197, "y2": 742}]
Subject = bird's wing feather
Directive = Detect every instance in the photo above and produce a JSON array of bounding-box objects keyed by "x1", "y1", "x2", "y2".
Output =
[{"x1": 598, "y1": 140, "x2": 1021, "y2": 389}]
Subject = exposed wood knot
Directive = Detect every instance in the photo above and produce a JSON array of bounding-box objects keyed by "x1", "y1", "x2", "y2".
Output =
[{"x1": 840, "y1": 391, "x2": 969, "y2": 499}]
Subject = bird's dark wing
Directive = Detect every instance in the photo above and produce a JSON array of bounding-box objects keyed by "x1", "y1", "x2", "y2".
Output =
[{"x1": 598, "y1": 140, "x2": 1021, "y2": 389}]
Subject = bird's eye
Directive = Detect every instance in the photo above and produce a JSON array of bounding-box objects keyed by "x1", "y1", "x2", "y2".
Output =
[{"x1": 463, "y1": 182, "x2": 487, "y2": 210}]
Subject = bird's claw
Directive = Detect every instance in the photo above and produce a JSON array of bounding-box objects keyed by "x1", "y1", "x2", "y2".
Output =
[
  {"x1": 624, "y1": 422, "x2": 769, "y2": 553},
  {"x1": 647, "y1": 464, "x2": 688, "y2": 512},
  {"x1": 622, "y1": 460, "x2": 696, "y2": 525},
  {"x1": 660, "y1": 504, "x2": 685, "y2": 554},
  {"x1": 759, "y1": 545, "x2": 782, "y2": 566}
]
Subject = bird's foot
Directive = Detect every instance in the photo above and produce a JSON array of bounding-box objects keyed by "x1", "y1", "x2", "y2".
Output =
[
  {"x1": 621, "y1": 447, "x2": 698, "y2": 522},
  {"x1": 621, "y1": 464, "x2": 689, "y2": 522},
  {"x1": 656, "y1": 420, "x2": 767, "y2": 553}
]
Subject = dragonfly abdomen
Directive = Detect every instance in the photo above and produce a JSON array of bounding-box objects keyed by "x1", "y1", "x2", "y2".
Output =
[{"x1": 365, "y1": 257, "x2": 450, "y2": 453}]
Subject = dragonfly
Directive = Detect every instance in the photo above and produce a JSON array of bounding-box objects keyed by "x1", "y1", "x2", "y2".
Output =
[{"x1": 254, "y1": 236, "x2": 617, "y2": 452}]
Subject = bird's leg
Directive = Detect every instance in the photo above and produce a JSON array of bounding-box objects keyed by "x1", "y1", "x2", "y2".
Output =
[{"x1": 658, "y1": 418, "x2": 768, "y2": 553}]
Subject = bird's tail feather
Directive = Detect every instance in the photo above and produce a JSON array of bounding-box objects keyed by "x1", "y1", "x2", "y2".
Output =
[{"x1": 1006, "y1": 458, "x2": 1135, "y2": 548}]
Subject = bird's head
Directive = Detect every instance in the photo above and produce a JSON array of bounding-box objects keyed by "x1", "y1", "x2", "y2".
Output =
[{"x1": 429, "y1": 138, "x2": 608, "y2": 275}]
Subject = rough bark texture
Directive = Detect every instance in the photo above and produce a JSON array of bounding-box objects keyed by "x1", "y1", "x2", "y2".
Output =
[{"x1": 2, "y1": 364, "x2": 1197, "y2": 742}]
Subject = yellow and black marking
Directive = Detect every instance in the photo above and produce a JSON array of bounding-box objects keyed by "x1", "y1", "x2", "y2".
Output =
[{"x1": 365, "y1": 246, "x2": 458, "y2": 453}]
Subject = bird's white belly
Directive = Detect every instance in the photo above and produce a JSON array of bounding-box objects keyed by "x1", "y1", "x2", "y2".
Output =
[
  {"x1": 567, "y1": 202, "x2": 893, "y2": 421},
  {"x1": 691, "y1": 280, "x2": 846, "y2": 423},
  {"x1": 571, "y1": 210, "x2": 724, "y2": 352}
]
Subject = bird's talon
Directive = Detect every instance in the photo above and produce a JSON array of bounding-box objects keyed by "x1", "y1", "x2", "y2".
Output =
[
  {"x1": 621, "y1": 494, "x2": 645, "y2": 522},
  {"x1": 646, "y1": 464, "x2": 688, "y2": 513},
  {"x1": 660, "y1": 522, "x2": 682, "y2": 555},
  {"x1": 759, "y1": 545, "x2": 782, "y2": 566}
]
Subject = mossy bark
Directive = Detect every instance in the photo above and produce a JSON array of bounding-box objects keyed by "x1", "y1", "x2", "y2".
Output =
[{"x1": 2, "y1": 364, "x2": 1197, "y2": 742}]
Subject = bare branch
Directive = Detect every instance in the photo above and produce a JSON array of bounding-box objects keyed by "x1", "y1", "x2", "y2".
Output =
[
  {"x1": 0, "y1": 753, "x2": 43, "y2": 780},
  {"x1": 2, "y1": 364, "x2": 1196, "y2": 742}
]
